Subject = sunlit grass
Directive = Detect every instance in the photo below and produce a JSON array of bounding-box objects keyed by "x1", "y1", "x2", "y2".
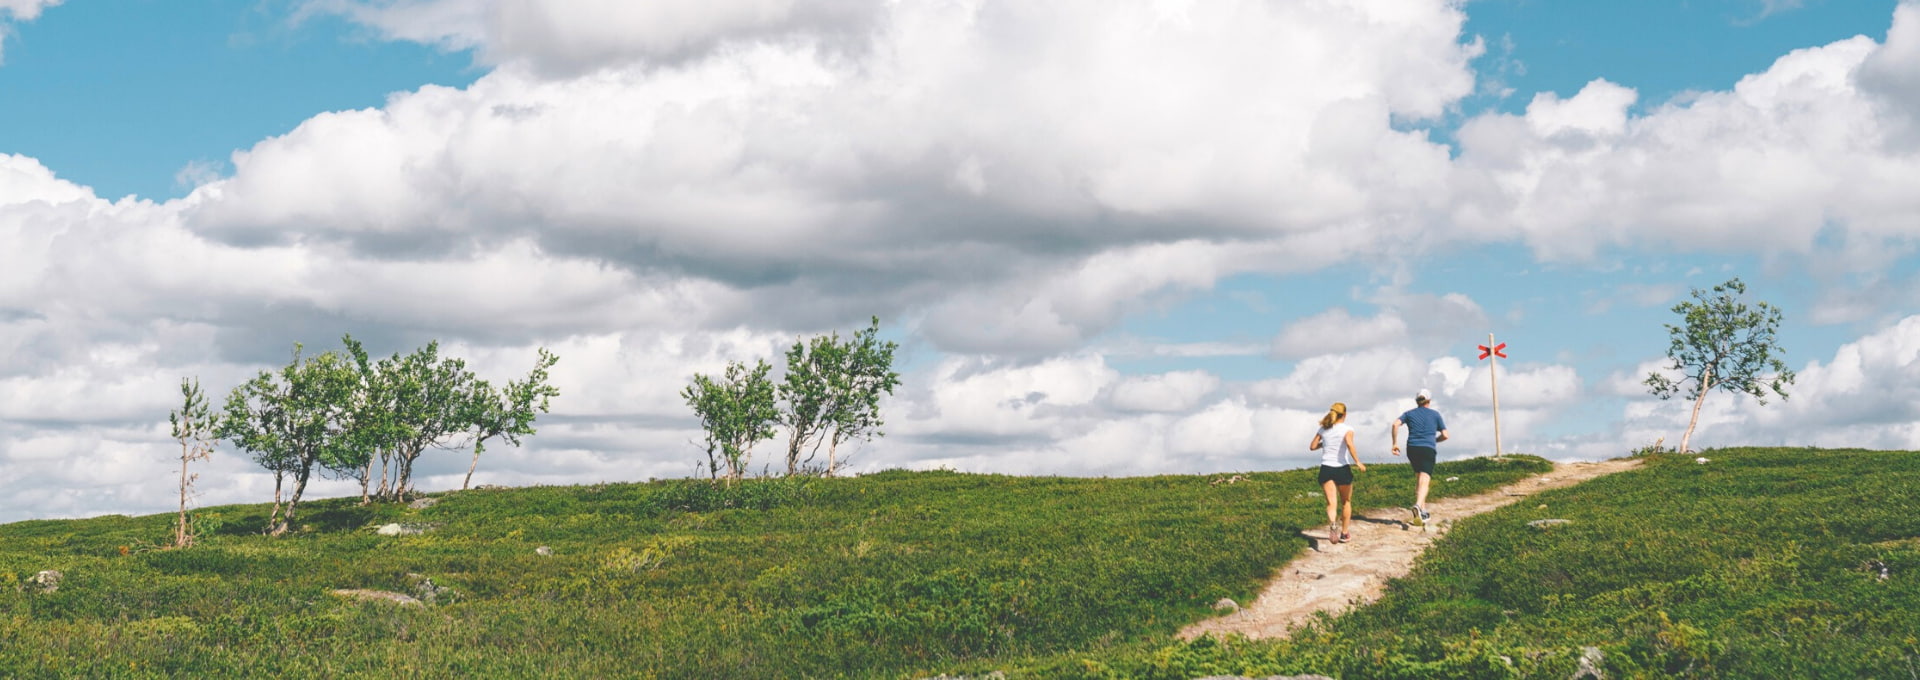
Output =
[
  {"x1": 0, "y1": 457, "x2": 1546, "y2": 678},
  {"x1": 1042, "y1": 448, "x2": 1920, "y2": 679}
]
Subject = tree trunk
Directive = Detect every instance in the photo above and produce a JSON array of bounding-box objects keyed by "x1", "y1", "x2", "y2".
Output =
[
  {"x1": 267, "y1": 471, "x2": 286, "y2": 535},
  {"x1": 1680, "y1": 366, "x2": 1715, "y2": 454},
  {"x1": 395, "y1": 448, "x2": 420, "y2": 499},
  {"x1": 826, "y1": 435, "x2": 841, "y2": 478},
  {"x1": 360, "y1": 454, "x2": 375, "y2": 506},
  {"x1": 786, "y1": 434, "x2": 800, "y2": 476},
  {"x1": 382, "y1": 451, "x2": 401, "y2": 499},
  {"x1": 177, "y1": 441, "x2": 191, "y2": 548},
  {"x1": 274, "y1": 467, "x2": 314, "y2": 537},
  {"x1": 462, "y1": 446, "x2": 482, "y2": 490}
]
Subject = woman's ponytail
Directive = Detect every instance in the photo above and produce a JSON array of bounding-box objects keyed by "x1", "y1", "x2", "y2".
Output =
[{"x1": 1319, "y1": 402, "x2": 1348, "y2": 430}]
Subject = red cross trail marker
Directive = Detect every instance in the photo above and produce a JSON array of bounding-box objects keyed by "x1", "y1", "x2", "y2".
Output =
[{"x1": 1478, "y1": 334, "x2": 1507, "y2": 459}]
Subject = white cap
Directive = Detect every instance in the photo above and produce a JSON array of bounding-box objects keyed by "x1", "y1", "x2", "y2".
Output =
[{"x1": 1417, "y1": 388, "x2": 1432, "y2": 401}]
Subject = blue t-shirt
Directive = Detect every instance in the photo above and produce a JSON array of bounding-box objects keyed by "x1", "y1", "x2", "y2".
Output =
[{"x1": 1399, "y1": 407, "x2": 1447, "y2": 448}]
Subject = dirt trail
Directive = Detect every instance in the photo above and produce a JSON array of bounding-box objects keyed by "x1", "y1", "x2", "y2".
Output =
[{"x1": 1181, "y1": 458, "x2": 1643, "y2": 640}]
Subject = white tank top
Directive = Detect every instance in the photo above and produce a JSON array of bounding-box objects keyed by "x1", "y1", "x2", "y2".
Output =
[{"x1": 1318, "y1": 423, "x2": 1355, "y2": 467}]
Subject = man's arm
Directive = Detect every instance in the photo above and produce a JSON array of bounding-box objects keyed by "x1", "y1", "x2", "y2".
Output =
[{"x1": 1390, "y1": 421, "x2": 1403, "y2": 456}]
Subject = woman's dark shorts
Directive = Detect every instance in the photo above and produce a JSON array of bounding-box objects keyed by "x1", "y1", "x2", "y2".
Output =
[
  {"x1": 1408, "y1": 446, "x2": 1438, "y2": 475},
  {"x1": 1317, "y1": 465, "x2": 1353, "y2": 486}
]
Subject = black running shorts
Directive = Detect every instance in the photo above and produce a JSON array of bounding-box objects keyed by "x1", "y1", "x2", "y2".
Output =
[
  {"x1": 1317, "y1": 464, "x2": 1354, "y2": 486},
  {"x1": 1408, "y1": 446, "x2": 1437, "y2": 475}
]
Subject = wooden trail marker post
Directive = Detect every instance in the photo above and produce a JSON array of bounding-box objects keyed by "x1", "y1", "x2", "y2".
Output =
[{"x1": 1477, "y1": 334, "x2": 1508, "y2": 459}]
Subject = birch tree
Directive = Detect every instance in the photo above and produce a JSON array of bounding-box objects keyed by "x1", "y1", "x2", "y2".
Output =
[
  {"x1": 818, "y1": 318, "x2": 899, "y2": 476},
  {"x1": 462, "y1": 348, "x2": 560, "y2": 490},
  {"x1": 169, "y1": 378, "x2": 218, "y2": 548},
  {"x1": 379, "y1": 341, "x2": 477, "y2": 500},
  {"x1": 1645, "y1": 277, "x2": 1796, "y2": 453},
  {"x1": 778, "y1": 332, "x2": 846, "y2": 475},
  {"x1": 683, "y1": 358, "x2": 778, "y2": 483},
  {"x1": 218, "y1": 345, "x2": 360, "y2": 535}
]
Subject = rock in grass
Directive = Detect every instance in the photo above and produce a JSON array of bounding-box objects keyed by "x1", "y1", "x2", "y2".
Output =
[
  {"x1": 1572, "y1": 646, "x2": 1606, "y2": 679},
  {"x1": 1192, "y1": 675, "x2": 1335, "y2": 680},
  {"x1": 408, "y1": 497, "x2": 439, "y2": 509},
  {"x1": 331, "y1": 589, "x2": 421, "y2": 606},
  {"x1": 536, "y1": 546, "x2": 553, "y2": 557},
  {"x1": 1212, "y1": 598, "x2": 1240, "y2": 612},
  {"x1": 407, "y1": 573, "x2": 453, "y2": 604},
  {"x1": 24, "y1": 570, "x2": 61, "y2": 594},
  {"x1": 376, "y1": 523, "x2": 429, "y2": 536},
  {"x1": 1528, "y1": 519, "x2": 1572, "y2": 529}
]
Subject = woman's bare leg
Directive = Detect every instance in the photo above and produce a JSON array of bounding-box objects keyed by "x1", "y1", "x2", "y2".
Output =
[
  {"x1": 1322, "y1": 478, "x2": 1340, "y2": 540},
  {"x1": 1337, "y1": 483, "x2": 1354, "y2": 535}
]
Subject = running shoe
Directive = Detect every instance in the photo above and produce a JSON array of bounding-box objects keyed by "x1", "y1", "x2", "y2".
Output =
[
  {"x1": 1408, "y1": 506, "x2": 1425, "y2": 526},
  {"x1": 1418, "y1": 506, "x2": 1432, "y2": 522},
  {"x1": 1340, "y1": 532, "x2": 1351, "y2": 542}
]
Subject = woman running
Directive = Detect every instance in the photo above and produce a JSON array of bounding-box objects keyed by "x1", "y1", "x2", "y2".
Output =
[{"x1": 1310, "y1": 402, "x2": 1366, "y2": 544}]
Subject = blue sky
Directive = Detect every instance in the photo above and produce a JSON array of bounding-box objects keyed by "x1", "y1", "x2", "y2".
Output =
[
  {"x1": 2, "y1": 0, "x2": 1918, "y2": 520},
  {"x1": 0, "y1": 0, "x2": 477, "y2": 200},
  {"x1": 1465, "y1": 0, "x2": 1902, "y2": 109}
]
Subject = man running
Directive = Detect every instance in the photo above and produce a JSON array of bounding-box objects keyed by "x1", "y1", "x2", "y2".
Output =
[{"x1": 1391, "y1": 388, "x2": 1448, "y2": 525}]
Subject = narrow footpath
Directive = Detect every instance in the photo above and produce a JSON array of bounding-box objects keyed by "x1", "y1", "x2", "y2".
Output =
[{"x1": 1181, "y1": 458, "x2": 1644, "y2": 640}]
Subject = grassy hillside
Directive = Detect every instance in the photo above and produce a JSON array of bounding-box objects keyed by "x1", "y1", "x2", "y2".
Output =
[
  {"x1": 0, "y1": 456, "x2": 1547, "y2": 679},
  {"x1": 1051, "y1": 447, "x2": 1920, "y2": 679}
]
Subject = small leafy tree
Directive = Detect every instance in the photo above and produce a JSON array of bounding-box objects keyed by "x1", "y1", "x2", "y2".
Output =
[
  {"x1": 779, "y1": 332, "x2": 847, "y2": 475},
  {"x1": 820, "y1": 318, "x2": 900, "y2": 475},
  {"x1": 462, "y1": 348, "x2": 561, "y2": 490},
  {"x1": 218, "y1": 345, "x2": 360, "y2": 535},
  {"x1": 1645, "y1": 277, "x2": 1796, "y2": 453},
  {"x1": 775, "y1": 318, "x2": 903, "y2": 476},
  {"x1": 378, "y1": 341, "x2": 478, "y2": 500},
  {"x1": 342, "y1": 335, "x2": 393, "y2": 504},
  {"x1": 168, "y1": 378, "x2": 218, "y2": 548},
  {"x1": 683, "y1": 358, "x2": 778, "y2": 483}
]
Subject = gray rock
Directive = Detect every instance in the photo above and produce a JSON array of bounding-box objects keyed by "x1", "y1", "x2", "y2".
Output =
[
  {"x1": 1529, "y1": 519, "x2": 1572, "y2": 529},
  {"x1": 330, "y1": 589, "x2": 421, "y2": 606},
  {"x1": 536, "y1": 546, "x2": 553, "y2": 557},
  {"x1": 406, "y1": 573, "x2": 453, "y2": 604},
  {"x1": 375, "y1": 523, "x2": 430, "y2": 536},
  {"x1": 1571, "y1": 645, "x2": 1605, "y2": 679},
  {"x1": 25, "y1": 570, "x2": 61, "y2": 594},
  {"x1": 1212, "y1": 598, "x2": 1240, "y2": 612},
  {"x1": 408, "y1": 497, "x2": 439, "y2": 509}
]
